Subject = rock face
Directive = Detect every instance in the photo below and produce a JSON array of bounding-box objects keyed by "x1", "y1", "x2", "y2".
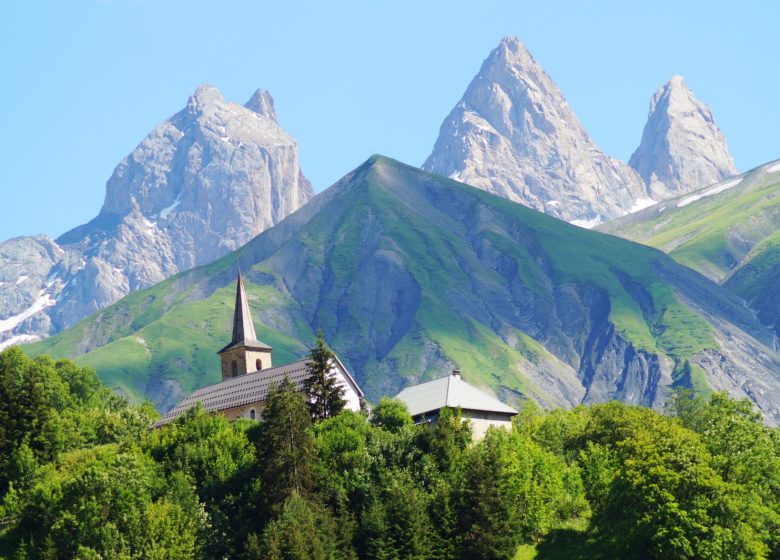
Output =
[
  {"x1": 423, "y1": 36, "x2": 648, "y2": 226},
  {"x1": 0, "y1": 85, "x2": 313, "y2": 349},
  {"x1": 629, "y1": 76, "x2": 736, "y2": 198}
]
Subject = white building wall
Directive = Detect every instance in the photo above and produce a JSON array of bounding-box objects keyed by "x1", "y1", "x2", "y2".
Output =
[{"x1": 463, "y1": 410, "x2": 515, "y2": 439}]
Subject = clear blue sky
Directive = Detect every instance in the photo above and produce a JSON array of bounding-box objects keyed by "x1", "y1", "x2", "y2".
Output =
[{"x1": 1, "y1": 1, "x2": 778, "y2": 240}]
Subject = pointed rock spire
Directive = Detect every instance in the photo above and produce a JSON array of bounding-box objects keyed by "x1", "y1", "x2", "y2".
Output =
[
  {"x1": 629, "y1": 76, "x2": 736, "y2": 198},
  {"x1": 422, "y1": 36, "x2": 647, "y2": 225},
  {"x1": 245, "y1": 89, "x2": 278, "y2": 121},
  {"x1": 231, "y1": 267, "x2": 258, "y2": 344}
]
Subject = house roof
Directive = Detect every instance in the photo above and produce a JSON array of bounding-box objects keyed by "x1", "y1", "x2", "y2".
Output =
[
  {"x1": 153, "y1": 356, "x2": 363, "y2": 427},
  {"x1": 395, "y1": 374, "x2": 518, "y2": 417}
]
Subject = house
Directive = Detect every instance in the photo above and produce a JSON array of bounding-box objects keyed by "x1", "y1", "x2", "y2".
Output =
[
  {"x1": 394, "y1": 370, "x2": 518, "y2": 439},
  {"x1": 154, "y1": 270, "x2": 363, "y2": 427}
]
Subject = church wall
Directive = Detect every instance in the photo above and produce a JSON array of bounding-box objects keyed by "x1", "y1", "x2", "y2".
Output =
[
  {"x1": 221, "y1": 402, "x2": 266, "y2": 421},
  {"x1": 332, "y1": 366, "x2": 362, "y2": 411}
]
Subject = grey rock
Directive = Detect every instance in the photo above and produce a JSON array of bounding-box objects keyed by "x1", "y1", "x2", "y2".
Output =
[
  {"x1": 423, "y1": 36, "x2": 648, "y2": 226},
  {"x1": 629, "y1": 76, "x2": 736, "y2": 198},
  {"x1": 0, "y1": 84, "x2": 313, "y2": 349}
]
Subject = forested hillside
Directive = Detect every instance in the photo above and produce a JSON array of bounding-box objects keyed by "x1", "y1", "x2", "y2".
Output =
[{"x1": 1, "y1": 347, "x2": 778, "y2": 559}]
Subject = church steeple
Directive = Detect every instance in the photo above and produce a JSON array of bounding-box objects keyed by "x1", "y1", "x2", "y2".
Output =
[
  {"x1": 217, "y1": 267, "x2": 273, "y2": 379},
  {"x1": 231, "y1": 268, "x2": 258, "y2": 344}
]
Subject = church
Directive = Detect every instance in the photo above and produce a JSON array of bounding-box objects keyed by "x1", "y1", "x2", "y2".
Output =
[{"x1": 155, "y1": 270, "x2": 364, "y2": 426}]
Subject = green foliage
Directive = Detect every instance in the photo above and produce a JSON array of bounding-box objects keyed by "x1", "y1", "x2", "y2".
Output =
[
  {"x1": 369, "y1": 397, "x2": 412, "y2": 432},
  {"x1": 256, "y1": 377, "x2": 317, "y2": 515},
  {"x1": 3, "y1": 349, "x2": 779, "y2": 560},
  {"x1": 246, "y1": 493, "x2": 343, "y2": 560},
  {"x1": 305, "y1": 330, "x2": 347, "y2": 421},
  {"x1": 0, "y1": 348, "x2": 155, "y2": 497}
]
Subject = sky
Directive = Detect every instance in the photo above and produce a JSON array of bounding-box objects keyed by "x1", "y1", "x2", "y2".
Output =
[{"x1": 1, "y1": 1, "x2": 778, "y2": 240}]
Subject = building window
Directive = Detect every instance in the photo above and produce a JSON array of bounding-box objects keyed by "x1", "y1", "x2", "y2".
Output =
[
  {"x1": 250, "y1": 409, "x2": 256, "y2": 420},
  {"x1": 256, "y1": 358, "x2": 262, "y2": 371},
  {"x1": 231, "y1": 361, "x2": 238, "y2": 377}
]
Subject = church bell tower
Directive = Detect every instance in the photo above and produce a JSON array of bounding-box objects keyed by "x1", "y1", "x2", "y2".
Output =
[{"x1": 217, "y1": 269, "x2": 273, "y2": 379}]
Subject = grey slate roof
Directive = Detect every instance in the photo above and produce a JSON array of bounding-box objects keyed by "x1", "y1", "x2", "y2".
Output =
[
  {"x1": 153, "y1": 356, "x2": 362, "y2": 427},
  {"x1": 395, "y1": 374, "x2": 518, "y2": 417}
]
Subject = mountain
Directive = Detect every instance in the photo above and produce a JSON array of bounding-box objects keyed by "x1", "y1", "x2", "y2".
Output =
[
  {"x1": 601, "y1": 159, "x2": 780, "y2": 338},
  {"x1": 422, "y1": 36, "x2": 649, "y2": 227},
  {"x1": 629, "y1": 76, "x2": 736, "y2": 199},
  {"x1": 26, "y1": 156, "x2": 780, "y2": 422},
  {"x1": 0, "y1": 85, "x2": 313, "y2": 350}
]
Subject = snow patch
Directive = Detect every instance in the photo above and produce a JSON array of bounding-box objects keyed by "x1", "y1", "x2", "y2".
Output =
[
  {"x1": 0, "y1": 334, "x2": 40, "y2": 351},
  {"x1": 676, "y1": 178, "x2": 743, "y2": 208},
  {"x1": 766, "y1": 163, "x2": 780, "y2": 174},
  {"x1": 159, "y1": 194, "x2": 182, "y2": 219},
  {"x1": 15, "y1": 275, "x2": 28, "y2": 285},
  {"x1": 0, "y1": 292, "x2": 56, "y2": 333},
  {"x1": 546, "y1": 200, "x2": 562, "y2": 207},
  {"x1": 448, "y1": 171, "x2": 462, "y2": 181},
  {"x1": 571, "y1": 216, "x2": 602, "y2": 229},
  {"x1": 628, "y1": 197, "x2": 656, "y2": 214},
  {"x1": 658, "y1": 206, "x2": 667, "y2": 213}
]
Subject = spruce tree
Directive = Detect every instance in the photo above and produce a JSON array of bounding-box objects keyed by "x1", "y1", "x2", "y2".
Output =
[
  {"x1": 304, "y1": 330, "x2": 346, "y2": 421},
  {"x1": 257, "y1": 377, "x2": 316, "y2": 515}
]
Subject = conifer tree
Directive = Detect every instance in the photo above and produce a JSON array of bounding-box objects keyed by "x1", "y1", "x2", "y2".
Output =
[
  {"x1": 304, "y1": 330, "x2": 346, "y2": 421},
  {"x1": 257, "y1": 377, "x2": 316, "y2": 515}
]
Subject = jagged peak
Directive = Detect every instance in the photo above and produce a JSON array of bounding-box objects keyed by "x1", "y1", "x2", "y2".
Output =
[
  {"x1": 484, "y1": 36, "x2": 540, "y2": 74},
  {"x1": 245, "y1": 89, "x2": 277, "y2": 121},
  {"x1": 630, "y1": 75, "x2": 736, "y2": 196},
  {"x1": 186, "y1": 83, "x2": 224, "y2": 114},
  {"x1": 650, "y1": 75, "x2": 701, "y2": 114}
]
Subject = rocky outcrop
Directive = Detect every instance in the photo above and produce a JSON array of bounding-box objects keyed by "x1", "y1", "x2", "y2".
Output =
[
  {"x1": 423, "y1": 36, "x2": 648, "y2": 226},
  {"x1": 0, "y1": 85, "x2": 313, "y2": 349},
  {"x1": 629, "y1": 76, "x2": 736, "y2": 198}
]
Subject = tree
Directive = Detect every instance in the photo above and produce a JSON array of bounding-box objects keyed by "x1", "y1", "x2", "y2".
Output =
[
  {"x1": 257, "y1": 377, "x2": 317, "y2": 515},
  {"x1": 246, "y1": 492, "x2": 346, "y2": 560},
  {"x1": 586, "y1": 403, "x2": 766, "y2": 559},
  {"x1": 370, "y1": 398, "x2": 412, "y2": 433},
  {"x1": 458, "y1": 430, "x2": 517, "y2": 560},
  {"x1": 304, "y1": 330, "x2": 346, "y2": 421}
]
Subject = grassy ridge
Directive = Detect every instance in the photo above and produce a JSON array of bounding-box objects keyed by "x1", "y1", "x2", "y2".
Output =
[
  {"x1": 25, "y1": 156, "x2": 755, "y2": 410},
  {"x1": 602, "y1": 162, "x2": 780, "y2": 283}
]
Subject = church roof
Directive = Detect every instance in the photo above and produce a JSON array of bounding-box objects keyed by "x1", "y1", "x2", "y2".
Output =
[
  {"x1": 395, "y1": 374, "x2": 517, "y2": 418},
  {"x1": 153, "y1": 355, "x2": 363, "y2": 427},
  {"x1": 217, "y1": 339, "x2": 272, "y2": 354},
  {"x1": 218, "y1": 269, "x2": 270, "y2": 354}
]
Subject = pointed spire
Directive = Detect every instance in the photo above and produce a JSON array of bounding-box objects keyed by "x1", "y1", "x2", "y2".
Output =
[{"x1": 231, "y1": 267, "x2": 258, "y2": 344}]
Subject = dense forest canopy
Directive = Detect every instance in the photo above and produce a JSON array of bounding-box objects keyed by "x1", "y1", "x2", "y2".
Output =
[{"x1": 0, "y1": 346, "x2": 778, "y2": 559}]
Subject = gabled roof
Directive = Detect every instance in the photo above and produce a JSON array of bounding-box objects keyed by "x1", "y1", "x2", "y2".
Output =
[
  {"x1": 395, "y1": 374, "x2": 517, "y2": 417},
  {"x1": 153, "y1": 356, "x2": 363, "y2": 428}
]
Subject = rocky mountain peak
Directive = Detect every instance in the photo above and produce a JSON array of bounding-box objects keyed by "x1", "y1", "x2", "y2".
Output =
[
  {"x1": 245, "y1": 89, "x2": 277, "y2": 121},
  {"x1": 423, "y1": 37, "x2": 647, "y2": 226},
  {"x1": 0, "y1": 85, "x2": 313, "y2": 349},
  {"x1": 186, "y1": 83, "x2": 225, "y2": 115},
  {"x1": 629, "y1": 76, "x2": 736, "y2": 198}
]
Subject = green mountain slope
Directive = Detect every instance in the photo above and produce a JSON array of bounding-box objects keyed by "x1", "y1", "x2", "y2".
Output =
[
  {"x1": 601, "y1": 159, "x2": 780, "y2": 337},
  {"x1": 26, "y1": 157, "x2": 780, "y2": 421}
]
